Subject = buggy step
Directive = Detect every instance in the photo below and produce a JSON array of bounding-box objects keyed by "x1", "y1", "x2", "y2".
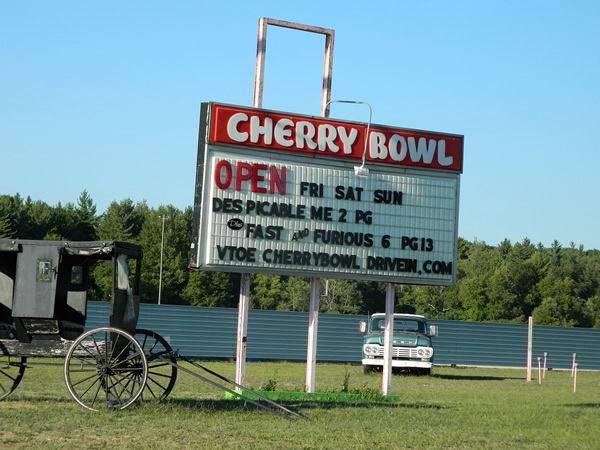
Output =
[{"x1": 158, "y1": 354, "x2": 306, "y2": 420}]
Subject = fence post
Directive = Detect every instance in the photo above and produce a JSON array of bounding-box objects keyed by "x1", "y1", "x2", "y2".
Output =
[{"x1": 526, "y1": 316, "x2": 533, "y2": 383}]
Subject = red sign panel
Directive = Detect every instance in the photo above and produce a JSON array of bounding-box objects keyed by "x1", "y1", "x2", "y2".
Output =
[{"x1": 209, "y1": 104, "x2": 464, "y2": 173}]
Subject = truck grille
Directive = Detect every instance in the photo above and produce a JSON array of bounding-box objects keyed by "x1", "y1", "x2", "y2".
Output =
[{"x1": 376, "y1": 347, "x2": 418, "y2": 358}]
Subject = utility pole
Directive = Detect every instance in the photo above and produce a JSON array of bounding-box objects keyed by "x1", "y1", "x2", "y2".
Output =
[{"x1": 158, "y1": 215, "x2": 168, "y2": 305}]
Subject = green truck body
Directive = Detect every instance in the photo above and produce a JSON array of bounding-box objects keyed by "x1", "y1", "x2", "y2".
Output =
[{"x1": 360, "y1": 313, "x2": 437, "y2": 375}]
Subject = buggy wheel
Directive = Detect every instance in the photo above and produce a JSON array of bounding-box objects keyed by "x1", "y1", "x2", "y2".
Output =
[
  {"x1": 64, "y1": 327, "x2": 147, "y2": 411},
  {"x1": 0, "y1": 344, "x2": 26, "y2": 401},
  {"x1": 134, "y1": 329, "x2": 177, "y2": 401}
]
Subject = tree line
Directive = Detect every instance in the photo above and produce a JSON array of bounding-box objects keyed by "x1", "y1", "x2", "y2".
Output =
[{"x1": 1, "y1": 192, "x2": 599, "y2": 328}]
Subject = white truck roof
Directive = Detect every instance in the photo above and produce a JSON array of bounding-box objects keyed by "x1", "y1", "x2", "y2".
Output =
[{"x1": 370, "y1": 313, "x2": 426, "y2": 319}]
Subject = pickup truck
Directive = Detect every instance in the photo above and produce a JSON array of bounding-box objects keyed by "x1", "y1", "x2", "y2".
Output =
[{"x1": 359, "y1": 313, "x2": 438, "y2": 375}]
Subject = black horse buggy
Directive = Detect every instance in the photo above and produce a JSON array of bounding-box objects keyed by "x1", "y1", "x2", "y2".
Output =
[
  {"x1": 0, "y1": 239, "x2": 302, "y2": 417},
  {"x1": 0, "y1": 239, "x2": 177, "y2": 411}
]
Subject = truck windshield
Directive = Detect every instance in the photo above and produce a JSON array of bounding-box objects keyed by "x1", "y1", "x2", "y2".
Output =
[{"x1": 372, "y1": 318, "x2": 425, "y2": 333}]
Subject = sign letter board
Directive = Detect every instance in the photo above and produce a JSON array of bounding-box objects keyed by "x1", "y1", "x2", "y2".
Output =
[{"x1": 191, "y1": 102, "x2": 463, "y2": 286}]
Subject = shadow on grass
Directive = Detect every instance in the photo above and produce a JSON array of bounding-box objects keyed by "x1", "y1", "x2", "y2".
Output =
[
  {"x1": 4, "y1": 394, "x2": 73, "y2": 404},
  {"x1": 432, "y1": 374, "x2": 523, "y2": 381},
  {"x1": 166, "y1": 398, "x2": 446, "y2": 413},
  {"x1": 564, "y1": 403, "x2": 600, "y2": 408}
]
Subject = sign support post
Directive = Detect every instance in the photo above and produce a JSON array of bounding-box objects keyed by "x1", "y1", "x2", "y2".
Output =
[
  {"x1": 235, "y1": 273, "x2": 250, "y2": 386},
  {"x1": 305, "y1": 278, "x2": 320, "y2": 392},
  {"x1": 382, "y1": 283, "x2": 395, "y2": 396}
]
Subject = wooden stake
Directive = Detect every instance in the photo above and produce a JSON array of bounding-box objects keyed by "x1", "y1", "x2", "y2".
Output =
[
  {"x1": 573, "y1": 363, "x2": 578, "y2": 393},
  {"x1": 571, "y1": 353, "x2": 577, "y2": 378},
  {"x1": 537, "y1": 357, "x2": 542, "y2": 384},
  {"x1": 543, "y1": 352, "x2": 547, "y2": 379},
  {"x1": 526, "y1": 316, "x2": 533, "y2": 383}
]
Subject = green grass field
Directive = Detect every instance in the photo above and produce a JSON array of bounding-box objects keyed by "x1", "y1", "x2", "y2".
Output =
[{"x1": 1, "y1": 360, "x2": 599, "y2": 449}]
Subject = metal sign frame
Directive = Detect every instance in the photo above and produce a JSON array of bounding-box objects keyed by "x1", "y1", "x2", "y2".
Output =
[
  {"x1": 253, "y1": 18, "x2": 334, "y2": 117},
  {"x1": 191, "y1": 102, "x2": 462, "y2": 286}
]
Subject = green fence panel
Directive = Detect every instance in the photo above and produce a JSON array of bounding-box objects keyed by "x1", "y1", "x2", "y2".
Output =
[{"x1": 87, "y1": 302, "x2": 600, "y2": 370}]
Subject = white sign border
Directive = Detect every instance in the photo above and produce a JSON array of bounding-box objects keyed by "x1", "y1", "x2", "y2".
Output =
[{"x1": 191, "y1": 103, "x2": 461, "y2": 287}]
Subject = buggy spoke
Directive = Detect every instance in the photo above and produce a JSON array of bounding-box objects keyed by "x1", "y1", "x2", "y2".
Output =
[
  {"x1": 147, "y1": 376, "x2": 168, "y2": 391},
  {"x1": 74, "y1": 356, "x2": 96, "y2": 367},
  {"x1": 111, "y1": 340, "x2": 131, "y2": 365},
  {"x1": 90, "y1": 378, "x2": 103, "y2": 407},
  {"x1": 104, "y1": 331, "x2": 109, "y2": 366},
  {"x1": 110, "y1": 367, "x2": 144, "y2": 373},
  {"x1": 116, "y1": 372, "x2": 136, "y2": 399},
  {"x1": 144, "y1": 379, "x2": 158, "y2": 399},
  {"x1": 0, "y1": 369, "x2": 17, "y2": 382},
  {"x1": 78, "y1": 377, "x2": 100, "y2": 399},
  {"x1": 78, "y1": 339, "x2": 102, "y2": 362},
  {"x1": 0, "y1": 356, "x2": 26, "y2": 401},
  {"x1": 148, "y1": 362, "x2": 170, "y2": 369},
  {"x1": 133, "y1": 329, "x2": 177, "y2": 402},
  {"x1": 91, "y1": 335, "x2": 104, "y2": 363},
  {"x1": 107, "y1": 374, "x2": 124, "y2": 403},
  {"x1": 71, "y1": 372, "x2": 101, "y2": 387},
  {"x1": 149, "y1": 339, "x2": 159, "y2": 353},
  {"x1": 108, "y1": 333, "x2": 121, "y2": 363},
  {"x1": 148, "y1": 370, "x2": 173, "y2": 379},
  {"x1": 111, "y1": 351, "x2": 143, "y2": 368}
]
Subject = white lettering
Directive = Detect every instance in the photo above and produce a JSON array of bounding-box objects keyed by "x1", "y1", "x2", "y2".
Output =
[
  {"x1": 436, "y1": 140, "x2": 453, "y2": 166},
  {"x1": 388, "y1": 135, "x2": 407, "y2": 161},
  {"x1": 227, "y1": 113, "x2": 248, "y2": 142},
  {"x1": 296, "y1": 121, "x2": 317, "y2": 150},
  {"x1": 318, "y1": 124, "x2": 339, "y2": 152},
  {"x1": 274, "y1": 118, "x2": 294, "y2": 147},
  {"x1": 250, "y1": 116, "x2": 273, "y2": 145},
  {"x1": 408, "y1": 137, "x2": 436, "y2": 164},
  {"x1": 369, "y1": 132, "x2": 387, "y2": 159},
  {"x1": 337, "y1": 127, "x2": 358, "y2": 155}
]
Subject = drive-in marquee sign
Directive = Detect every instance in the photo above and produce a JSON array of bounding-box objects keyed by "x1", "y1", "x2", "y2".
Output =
[{"x1": 191, "y1": 102, "x2": 464, "y2": 285}]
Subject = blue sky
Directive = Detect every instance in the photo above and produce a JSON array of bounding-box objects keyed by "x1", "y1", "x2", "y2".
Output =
[{"x1": 1, "y1": 1, "x2": 599, "y2": 249}]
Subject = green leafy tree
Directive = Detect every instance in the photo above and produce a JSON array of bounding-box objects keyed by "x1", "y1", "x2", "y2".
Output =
[
  {"x1": 251, "y1": 274, "x2": 284, "y2": 309},
  {"x1": 320, "y1": 279, "x2": 362, "y2": 314},
  {"x1": 182, "y1": 271, "x2": 237, "y2": 307},
  {"x1": 584, "y1": 295, "x2": 600, "y2": 328},
  {"x1": 97, "y1": 199, "x2": 145, "y2": 241},
  {"x1": 22, "y1": 199, "x2": 53, "y2": 239},
  {"x1": 280, "y1": 276, "x2": 310, "y2": 311},
  {"x1": 138, "y1": 206, "x2": 190, "y2": 304}
]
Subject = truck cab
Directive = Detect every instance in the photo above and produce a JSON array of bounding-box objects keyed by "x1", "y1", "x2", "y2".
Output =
[{"x1": 359, "y1": 313, "x2": 438, "y2": 375}]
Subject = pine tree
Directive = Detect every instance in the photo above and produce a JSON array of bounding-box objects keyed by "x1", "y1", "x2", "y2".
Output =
[
  {"x1": 97, "y1": 199, "x2": 143, "y2": 241},
  {"x1": 0, "y1": 195, "x2": 17, "y2": 238},
  {"x1": 72, "y1": 190, "x2": 98, "y2": 240}
]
